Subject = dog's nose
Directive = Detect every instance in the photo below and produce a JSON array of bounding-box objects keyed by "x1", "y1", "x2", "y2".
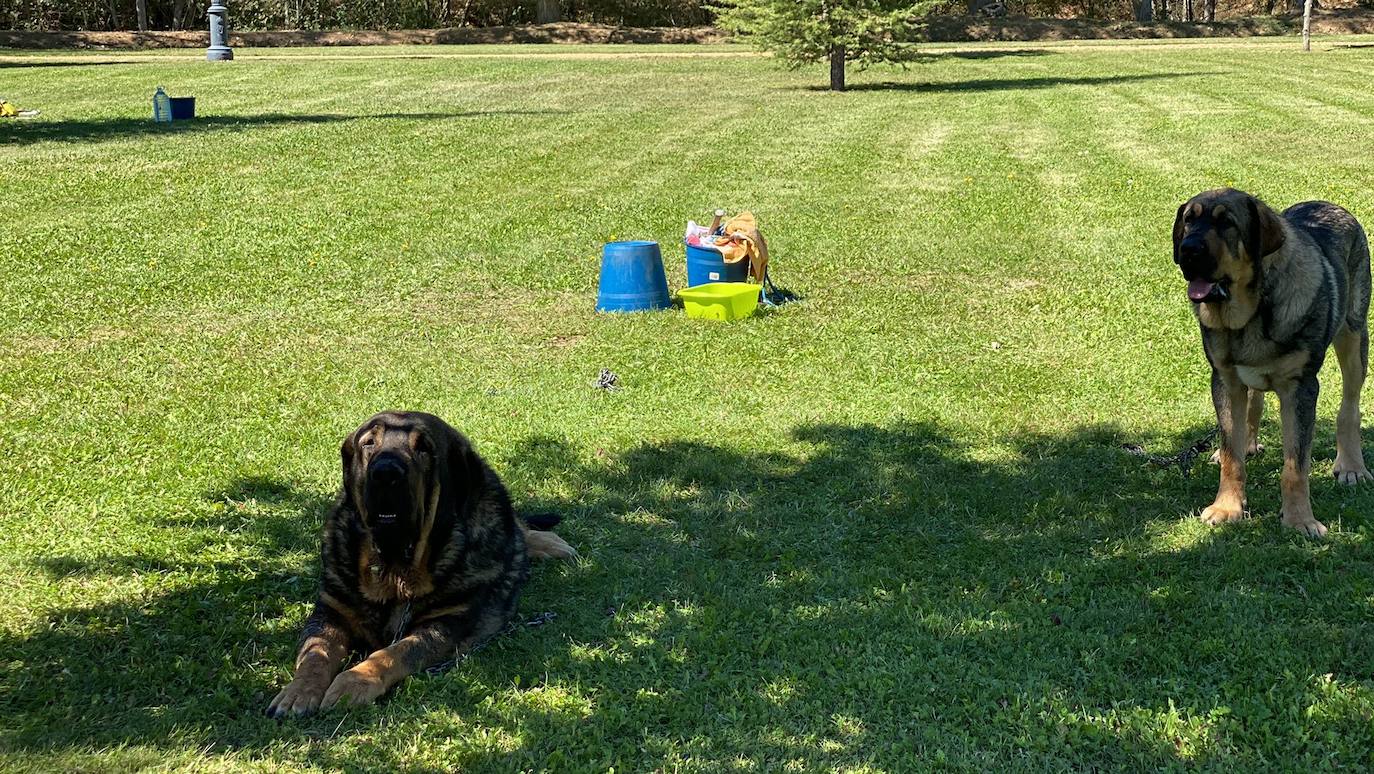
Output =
[
  {"x1": 1179, "y1": 239, "x2": 1208, "y2": 262},
  {"x1": 368, "y1": 455, "x2": 406, "y2": 486}
]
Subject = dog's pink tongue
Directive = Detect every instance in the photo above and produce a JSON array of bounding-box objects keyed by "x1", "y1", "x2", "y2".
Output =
[{"x1": 1188, "y1": 279, "x2": 1216, "y2": 301}]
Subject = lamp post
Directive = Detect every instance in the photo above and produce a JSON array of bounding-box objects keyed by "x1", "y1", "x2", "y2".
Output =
[{"x1": 207, "y1": 0, "x2": 233, "y2": 61}]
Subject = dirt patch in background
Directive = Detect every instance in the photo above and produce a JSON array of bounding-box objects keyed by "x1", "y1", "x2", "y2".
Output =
[
  {"x1": 1, "y1": 10, "x2": 1371, "y2": 50},
  {"x1": 0, "y1": 23, "x2": 726, "y2": 50}
]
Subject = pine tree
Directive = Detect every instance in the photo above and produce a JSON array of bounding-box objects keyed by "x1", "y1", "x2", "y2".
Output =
[{"x1": 713, "y1": 0, "x2": 935, "y2": 92}]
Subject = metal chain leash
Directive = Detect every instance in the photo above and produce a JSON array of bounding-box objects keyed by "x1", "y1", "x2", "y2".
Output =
[
  {"x1": 423, "y1": 611, "x2": 558, "y2": 675},
  {"x1": 1120, "y1": 425, "x2": 1220, "y2": 477},
  {"x1": 589, "y1": 368, "x2": 620, "y2": 392}
]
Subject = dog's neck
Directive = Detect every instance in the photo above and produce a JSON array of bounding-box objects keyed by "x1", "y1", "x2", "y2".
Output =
[
  {"x1": 1195, "y1": 242, "x2": 1285, "y2": 331},
  {"x1": 1196, "y1": 293, "x2": 1259, "y2": 331},
  {"x1": 358, "y1": 534, "x2": 434, "y2": 603},
  {"x1": 351, "y1": 481, "x2": 444, "y2": 603}
]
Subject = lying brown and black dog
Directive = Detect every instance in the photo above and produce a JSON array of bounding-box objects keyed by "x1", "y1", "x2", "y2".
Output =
[
  {"x1": 266, "y1": 411, "x2": 576, "y2": 717},
  {"x1": 1173, "y1": 188, "x2": 1372, "y2": 537}
]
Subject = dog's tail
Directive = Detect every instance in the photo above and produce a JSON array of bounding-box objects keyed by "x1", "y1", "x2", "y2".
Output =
[{"x1": 522, "y1": 512, "x2": 562, "y2": 531}]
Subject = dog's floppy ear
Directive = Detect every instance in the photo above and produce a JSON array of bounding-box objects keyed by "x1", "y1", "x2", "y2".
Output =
[
  {"x1": 440, "y1": 424, "x2": 488, "y2": 508},
  {"x1": 1246, "y1": 195, "x2": 1286, "y2": 261},
  {"x1": 1172, "y1": 201, "x2": 1189, "y2": 263},
  {"x1": 340, "y1": 430, "x2": 360, "y2": 507}
]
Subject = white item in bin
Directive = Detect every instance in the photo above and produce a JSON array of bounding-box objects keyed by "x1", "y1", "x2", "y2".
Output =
[
  {"x1": 685, "y1": 220, "x2": 711, "y2": 245},
  {"x1": 708, "y1": 209, "x2": 725, "y2": 233}
]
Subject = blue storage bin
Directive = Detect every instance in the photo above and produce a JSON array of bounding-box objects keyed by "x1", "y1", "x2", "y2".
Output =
[
  {"x1": 596, "y1": 241, "x2": 672, "y2": 313},
  {"x1": 170, "y1": 96, "x2": 195, "y2": 120},
  {"x1": 685, "y1": 242, "x2": 749, "y2": 287}
]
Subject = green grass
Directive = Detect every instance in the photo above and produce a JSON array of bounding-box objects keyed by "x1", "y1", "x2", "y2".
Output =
[{"x1": 4, "y1": 37, "x2": 1374, "y2": 771}]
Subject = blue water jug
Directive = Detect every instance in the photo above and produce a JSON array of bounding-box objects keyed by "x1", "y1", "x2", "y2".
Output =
[
  {"x1": 152, "y1": 86, "x2": 172, "y2": 123},
  {"x1": 596, "y1": 241, "x2": 671, "y2": 313}
]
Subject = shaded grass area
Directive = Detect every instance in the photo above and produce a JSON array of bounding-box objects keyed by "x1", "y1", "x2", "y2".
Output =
[
  {"x1": 0, "y1": 110, "x2": 564, "y2": 146},
  {"x1": 4, "y1": 39, "x2": 1374, "y2": 770},
  {"x1": 804, "y1": 71, "x2": 1214, "y2": 93},
  {"x1": 10, "y1": 420, "x2": 1374, "y2": 770}
]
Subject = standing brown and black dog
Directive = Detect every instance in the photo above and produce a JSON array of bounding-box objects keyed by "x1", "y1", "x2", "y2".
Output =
[
  {"x1": 1173, "y1": 188, "x2": 1372, "y2": 537},
  {"x1": 266, "y1": 411, "x2": 576, "y2": 717}
]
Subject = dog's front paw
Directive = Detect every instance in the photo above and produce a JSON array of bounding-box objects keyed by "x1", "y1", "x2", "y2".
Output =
[
  {"x1": 266, "y1": 674, "x2": 331, "y2": 719},
  {"x1": 321, "y1": 666, "x2": 388, "y2": 710},
  {"x1": 1201, "y1": 502, "x2": 1245, "y2": 526},
  {"x1": 1281, "y1": 508, "x2": 1329, "y2": 538},
  {"x1": 1332, "y1": 459, "x2": 1373, "y2": 486}
]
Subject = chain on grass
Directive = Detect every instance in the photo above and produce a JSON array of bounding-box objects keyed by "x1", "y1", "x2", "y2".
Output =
[
  {"x1": 423, "y1": 611, "x2": 558, "y2": 675},
  {"x1": 1120, "y1": 425, "x2": 1220, "y2": 477}
]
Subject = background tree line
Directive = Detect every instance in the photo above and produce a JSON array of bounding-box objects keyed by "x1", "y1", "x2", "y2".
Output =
[
  {"x1": 0, "y1": 0, "x2": 709, "y2": 30},
  {"x1": 0, "y1": 0, "x2": 1351, "y2": 31}
]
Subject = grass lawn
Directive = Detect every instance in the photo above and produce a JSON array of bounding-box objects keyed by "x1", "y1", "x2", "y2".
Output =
[{"x1": 5, "y1": 36, "x2": 1374, "y2": 771}]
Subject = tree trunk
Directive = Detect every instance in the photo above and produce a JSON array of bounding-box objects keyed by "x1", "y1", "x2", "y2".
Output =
[
  {"x1": 536, "y1": 0, "x2": 561, "y2": 23},
  {"x1": 1302, "y1": 0, "x2": 1313, "y2": 50},
  {"x1": 1183, "y1": 0, "x2": 1194, "y2": 21},
  {"x1": 829, "y1": 45, "x2": 846, "y2": 92},
  {"x1": 1135, "y1": 0, "x2": 1153, "y2": 22},
  {"x1": 136, "y1": 0, "x2": 148, "y2": 31},
  {"x1": 1204, "y1": 0, "x2": 1215, "y2": 21}
]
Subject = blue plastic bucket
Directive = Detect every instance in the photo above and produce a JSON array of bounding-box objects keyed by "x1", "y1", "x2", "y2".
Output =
[
  {"x1": 170, "y1": 96, "x2": 195, "y2": 120},
  {"x1": 685, "y1": 242, "x2": 749, "y2": 287},
  {"x1": 596, "y1": 241, "x2": 672, "y2": 313}
]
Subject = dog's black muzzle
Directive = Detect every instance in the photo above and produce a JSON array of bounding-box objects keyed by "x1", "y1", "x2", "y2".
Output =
[
  {"x1": 1178, "y1": 240, "x2": 1229, "y2": 303},
  {"x1": 366, "y1": 454, "x2": 412, "y2": 526}
]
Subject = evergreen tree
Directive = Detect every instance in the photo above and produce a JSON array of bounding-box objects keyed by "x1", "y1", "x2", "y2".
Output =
[{"x1": 714, "y1": 0, "x2": 935, "y2": 91}]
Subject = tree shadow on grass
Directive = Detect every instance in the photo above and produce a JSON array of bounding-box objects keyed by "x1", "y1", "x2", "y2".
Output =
[
  {"x1": 0, "y1": 59, "x2": 151, "y2": 69},
  {"x1": 809, "y1": 71, "x2": 1222, "y2": 93},
  {"x1": 5, "y1": 419, "x2": 1374, "y2": 768},
  {"x1": 923, "y1": 47, "x2": 1056, "y2": 60},
  {"x1": 0, "y1": 109, "x2": 567, "y2": 146}
]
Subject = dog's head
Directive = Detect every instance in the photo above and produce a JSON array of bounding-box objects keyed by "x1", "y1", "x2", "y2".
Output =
[
  {"x1": 1172, "y1": 188, "x2": 1285, "y2": 322},
  {"x1": 340, "y1": 411, "x2": 484, "y2": 558}
]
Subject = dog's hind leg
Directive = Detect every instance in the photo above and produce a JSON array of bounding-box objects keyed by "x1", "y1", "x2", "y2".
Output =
[
  {"x1": 1278, "y1": 375, "x2": 1328, "y2": 537},
  {"x1": 1333, "y1": 326, "x2": 1372, "y2": 485},
  {"x1": 1245, "y1": 389, "x2": 1265, "y2": 456},
  {"x1": 523, "y1": 525, "x2": 578, "y2": 560}
]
